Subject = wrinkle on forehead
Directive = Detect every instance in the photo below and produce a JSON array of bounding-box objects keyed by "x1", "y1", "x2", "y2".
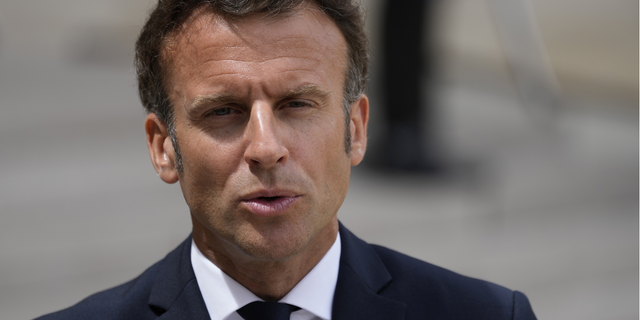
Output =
[
  {"x1": 160, "y1": 2, "x2": 349, "y2": 113},
  {"x1": 162, "y1": 3, "x2": 346, "y2": 74}
]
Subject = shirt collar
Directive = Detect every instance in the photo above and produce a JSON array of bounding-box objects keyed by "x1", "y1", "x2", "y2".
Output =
[{"x1": 191, "y1": 234, "x2": 341, "y2": 320}]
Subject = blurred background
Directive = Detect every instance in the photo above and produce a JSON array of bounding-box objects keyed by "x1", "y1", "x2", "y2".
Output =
[{"x1": 0, "y1": 0, "x2": 636, "y2": 319}]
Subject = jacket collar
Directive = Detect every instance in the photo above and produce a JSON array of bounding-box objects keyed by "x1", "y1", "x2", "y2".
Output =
[
  {"x1": 332, "y1": 223, "x2": 407, "y2": 320},
  {"x1": 148, "y1": 236, "x2": 210, "y2": 320},
  {"x1": 146, "y1": 224, "x2": 407, "y2": 320}
]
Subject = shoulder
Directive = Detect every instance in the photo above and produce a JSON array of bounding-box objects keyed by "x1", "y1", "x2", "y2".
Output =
[
  {"x1": 371, "y1": 244, "x2": 536, "y2": 320},
  {"x1": 35, "y1": 236, "x2": 195, "y2": 320},
  {"x1": 35, "y1": 260, "x2": 163, "y2": 320},
  {"x1": 372, "y1": 244, "x2": 504, "y2": 293},
  {"x1": 337, "y1": 224, "x2": 536, "y2": 319}
]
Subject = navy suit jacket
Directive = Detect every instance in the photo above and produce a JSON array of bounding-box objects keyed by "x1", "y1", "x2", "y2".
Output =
[{"x1": 37, "y1": 224, "x2": 536, "y2": 319}]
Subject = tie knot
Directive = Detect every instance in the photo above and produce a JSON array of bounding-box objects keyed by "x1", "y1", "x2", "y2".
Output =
[{"x1": 237, "y1": 301, "x2": 300, "y2": 320}]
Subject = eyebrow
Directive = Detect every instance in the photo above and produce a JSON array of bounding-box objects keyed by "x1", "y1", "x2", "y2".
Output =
[
  {"x1": 284, "y1": 84, "x2": 331, "y2": 100},
  {"x1": 188, "y1": 84, "x2": 332, "y2": 110},
  {"x1": 189, "y1": 93, "x2": 240, "y2": 110}
]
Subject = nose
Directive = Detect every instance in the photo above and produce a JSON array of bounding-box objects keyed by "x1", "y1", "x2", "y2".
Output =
[{"x1": 244, "y1": 103, "x2": 289, "y2": 169}]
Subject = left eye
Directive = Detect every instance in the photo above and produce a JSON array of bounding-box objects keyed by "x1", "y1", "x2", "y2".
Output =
[{"x1": 286, "y1": 101, "x2": 309, "y2": 108}]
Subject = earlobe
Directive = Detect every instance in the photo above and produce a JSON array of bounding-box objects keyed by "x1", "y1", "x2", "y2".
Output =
[
  {"x1": 145, "y1": 113, "x2": 179, "y2": 184},
  {"x1": 349, "y1": 94, "x2": 369, "y2": 166}
]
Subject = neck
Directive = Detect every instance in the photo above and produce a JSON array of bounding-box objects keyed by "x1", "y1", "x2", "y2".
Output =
[{"x1": 192, "y1": 218, "x2": 339, "y2": 301}]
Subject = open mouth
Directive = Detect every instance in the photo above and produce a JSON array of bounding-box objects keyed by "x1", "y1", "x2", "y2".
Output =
[
  {"x1": 259, "y1": 196, "x2": 281, "y2": 202},
  {"x1": 242, "y1": 194, "x2": 299, "y2": 216}
]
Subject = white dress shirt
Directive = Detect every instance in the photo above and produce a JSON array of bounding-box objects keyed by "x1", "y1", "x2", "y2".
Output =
[{"x1": 191, "y1": 234, "x2": 341, "y2": 320}]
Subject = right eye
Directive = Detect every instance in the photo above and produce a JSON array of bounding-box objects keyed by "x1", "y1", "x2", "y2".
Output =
[{"x1": 206, "y1": 107, "x2": 235, "y2": 117}]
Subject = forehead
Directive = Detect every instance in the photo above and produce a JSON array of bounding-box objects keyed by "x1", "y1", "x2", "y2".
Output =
[{"x1": 161, "y1": 5, "x2": 348, "y2": 99}]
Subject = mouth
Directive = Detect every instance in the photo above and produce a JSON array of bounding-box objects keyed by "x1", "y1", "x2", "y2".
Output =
[
  {"x1": 257, "y1": 196, "x2": 284, "y2": 202},
  {"x1": 241, "y1": 191, "x2": 300, "y2": 217}
]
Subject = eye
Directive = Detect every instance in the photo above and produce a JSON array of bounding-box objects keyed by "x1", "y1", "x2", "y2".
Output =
[
  {"x1": 284, "y1": 100, "x2": 311, "y2": 109},
  {"x1": 205, "y1": 107, "x2": 236, "y2": 117}
]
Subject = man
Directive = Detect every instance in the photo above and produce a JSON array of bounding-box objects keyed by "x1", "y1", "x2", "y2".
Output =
[{"x1": 38, "y1": 0, "x2": 536, "y2": 319}]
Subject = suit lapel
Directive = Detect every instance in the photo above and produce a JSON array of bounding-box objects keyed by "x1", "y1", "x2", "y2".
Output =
[
  {"x1": 147, "y1": 236, "x2": 210, "y2": 320},
  {"x1": 144, "y1": 227, "x2": 407, "y2": 320},
  {"x1": 332, "y1": 224, "x2": 406, "y2": 320}
]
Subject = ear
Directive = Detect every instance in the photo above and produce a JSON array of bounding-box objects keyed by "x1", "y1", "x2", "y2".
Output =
[
  {"x1": 145, "y1": 113, "x2": 179, "y2": 184},
  {"x1": 349, "y1": 94, "x2": 369, "y2": 166}
]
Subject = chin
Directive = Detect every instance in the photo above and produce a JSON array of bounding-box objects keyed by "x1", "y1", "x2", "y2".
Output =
[{"x1": 235, "y1": 222, "x2": 311, "y2": 261}]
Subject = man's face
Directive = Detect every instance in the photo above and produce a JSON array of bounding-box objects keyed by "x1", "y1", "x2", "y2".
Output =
[{"x1": 147, "y1": 6, "x2": 368, "y2": 261}]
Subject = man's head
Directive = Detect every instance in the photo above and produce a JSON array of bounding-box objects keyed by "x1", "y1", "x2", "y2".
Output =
[
  {"x1": 136, "y1": 0, "x2": 369, "y2": 171},
  {"x1": 139, "y1": 0, "x2": 369, "y2": 266}
]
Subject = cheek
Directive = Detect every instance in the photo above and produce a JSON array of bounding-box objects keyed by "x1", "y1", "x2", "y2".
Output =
[
  {"x1": 179, "y1": 133, "x2": 246, "y2": 203},
  {"x1": 179, "y1": 145, "x2": 245, "y2": 233},
  {"x1": 291, "y1": 133, "x2": 342, "y2": 183},
  {"x1": 184, "y1": 130, "x2": 244, "y2": 172},
  {"x1": 301, "y1": 119, "x2": 351, "y2": 191}
]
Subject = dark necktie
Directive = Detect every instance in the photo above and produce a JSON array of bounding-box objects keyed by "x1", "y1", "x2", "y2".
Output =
[{"x1": 237, "y1": 301, "x2": 300, "y2": 320}]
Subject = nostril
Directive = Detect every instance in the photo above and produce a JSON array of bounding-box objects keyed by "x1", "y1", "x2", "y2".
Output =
[{"x1": 245, "y1": 144, "x2": 289, "y2": 168}]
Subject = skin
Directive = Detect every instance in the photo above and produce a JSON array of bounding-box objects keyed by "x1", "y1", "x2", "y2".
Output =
[{"x1": 145, "y1": 4, "x2": 368, "y2": 301}]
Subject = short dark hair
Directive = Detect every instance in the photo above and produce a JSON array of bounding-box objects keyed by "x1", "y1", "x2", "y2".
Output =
[{"x1": 135, "y1": 0, "x2": 369, "y2": 170}]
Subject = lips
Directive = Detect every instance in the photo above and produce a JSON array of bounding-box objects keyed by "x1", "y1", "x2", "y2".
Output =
[{"x1": 241, "y1": 190, "x2": 300, "y2": 217}]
